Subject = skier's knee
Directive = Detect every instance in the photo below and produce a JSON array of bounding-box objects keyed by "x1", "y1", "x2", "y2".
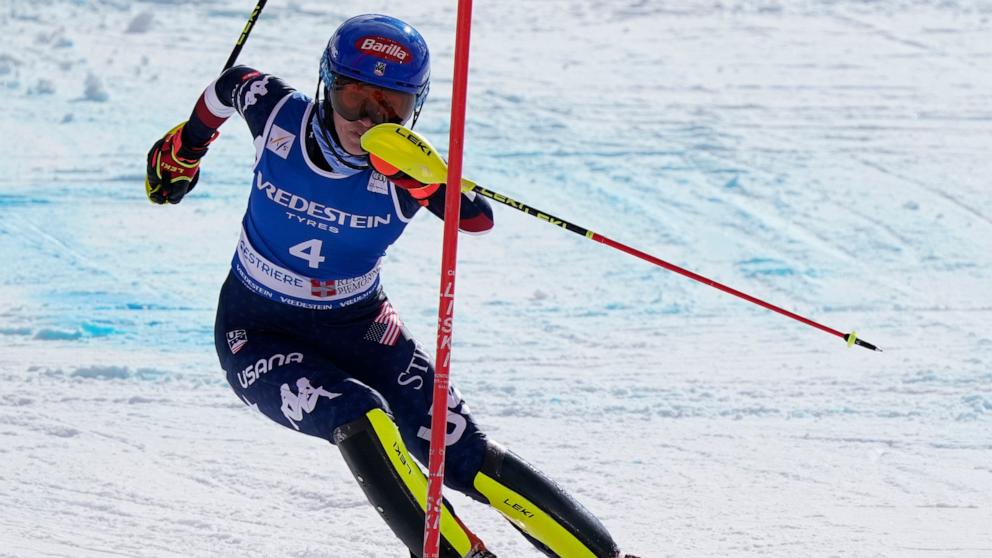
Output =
[
  {"x1": 438, "y1": 430, "x2": 488, "y2": 496},
  {"x1": 321, "y1": 378, "x2": 388, "y2": 442}
]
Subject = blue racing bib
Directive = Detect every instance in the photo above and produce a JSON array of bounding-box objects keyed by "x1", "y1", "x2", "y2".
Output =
[{"x1": 231, "y1": 92, "x2": 411, "y2": 309}]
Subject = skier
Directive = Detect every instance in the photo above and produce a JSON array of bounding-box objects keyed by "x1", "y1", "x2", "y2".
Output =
[{"x1": 146, "y1": 13, "x2": 636, "y2": 558}]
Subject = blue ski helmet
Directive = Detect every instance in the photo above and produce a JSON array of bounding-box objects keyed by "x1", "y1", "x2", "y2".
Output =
[{"x1": 320, "y1": 14, "x2": 430, "y2": 113}]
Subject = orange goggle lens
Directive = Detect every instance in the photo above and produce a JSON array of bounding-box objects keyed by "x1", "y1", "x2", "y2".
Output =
[{"x1": 329, "y1": 76, "x2": 416, "y2": 125}]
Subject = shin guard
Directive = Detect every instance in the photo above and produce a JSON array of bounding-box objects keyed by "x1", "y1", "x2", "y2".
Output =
[
  {"x1": 334, "y1": 409, "x2": 487, "y2": 558},
  {"x1": 472, "y1": 443, "x2": 620, "y2": 558}
]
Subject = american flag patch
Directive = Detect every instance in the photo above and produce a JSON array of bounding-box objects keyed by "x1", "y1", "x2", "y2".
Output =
[{"x1": 363, "y1": 302, "x2": 403, "y2": 346}]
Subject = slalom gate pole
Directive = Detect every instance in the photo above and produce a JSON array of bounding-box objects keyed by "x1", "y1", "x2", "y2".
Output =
[
  {"x1": 223, "y1": 0, "x2": 268, "y2": 71},
  {"x1": 464, "y1": 182, "x2": 882, "y2": 352},
  {"x1": 423, "y1": 2, "x2": 475, "y2": 557}
]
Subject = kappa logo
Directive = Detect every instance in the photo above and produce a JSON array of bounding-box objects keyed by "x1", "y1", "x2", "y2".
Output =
[
  {"x1": 266, "y1": 124, "x2": 295, "y2": 159},
  {"x1": 356, "y1": 36, "x2": 411, "y2": 64},
  {"x1": 280, "y1": 377, "x2": 340, "y2": 431},
  {"x1": 367, "y1": 171, "x2": 389, "y2": 195},
  {"x1": 226, "y1": 329, "x2": 248, "y2": 354},
  {"x1": 241, "y1": 75, "x2": 271, "y2": 110}
]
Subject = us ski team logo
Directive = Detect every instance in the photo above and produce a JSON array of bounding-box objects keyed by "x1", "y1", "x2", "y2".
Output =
[
  {"x1": 280, "y1": 377, "x2": 339, "y2": 430},
  {"x1": 226, "y1": 329, "x2": 248, "y2": 354},
  {"x1": 374, "y1": 61, "x2": 387, "y2": 77}
]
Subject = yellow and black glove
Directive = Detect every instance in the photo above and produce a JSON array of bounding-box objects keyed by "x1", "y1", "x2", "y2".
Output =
[{"x1": 145, "y1": 122, "x2": 217, "y2": 204}]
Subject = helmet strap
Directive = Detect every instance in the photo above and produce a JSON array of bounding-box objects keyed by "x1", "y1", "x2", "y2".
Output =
[
  {"x1": 410, "y1": 102, "x2": 422, "y2": 129},
  {"x1": 409, "y1": 82, "x2": 429, "y2": 129}
]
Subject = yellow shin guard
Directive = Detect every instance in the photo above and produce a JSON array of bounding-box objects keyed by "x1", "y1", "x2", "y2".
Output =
[
  {"x1": 472, "y1": 443, "x2": 619, "y2": 558},
  {"x1": 334, "y1": 409, "x2": 483, "y2": 558}
]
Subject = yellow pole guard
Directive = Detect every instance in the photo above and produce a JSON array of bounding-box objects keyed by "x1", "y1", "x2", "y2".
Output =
[
  {"x1": 361, "y1": 124, "x2": 476, "y2": 192},
  {"x1": 473, "y1": 472, "x2": 597, "y2": 558},
  {"x1": 847, "y1": 331, "x2": 857, "y2": 348},
  {"x1": 365, "y1": 409, "x2": 473, "y2": 556}
]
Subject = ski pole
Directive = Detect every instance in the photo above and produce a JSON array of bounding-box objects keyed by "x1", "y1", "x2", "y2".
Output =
[
  {"x1": 223, "y1": 0, "x2": 268, "y2": 71},
  {"x1": 361, "y1": 125, "x2": 882, "y2": 353},
  {"x1": 465, "y1": 179, "x2": 881, "y2": 352}
]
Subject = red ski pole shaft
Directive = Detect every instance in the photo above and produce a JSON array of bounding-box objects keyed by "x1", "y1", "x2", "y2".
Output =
[
  {"x1": 424, "y1": 2, "x2": 475, "y2": 557},
  {"x1": 466, "y1": 184, "x2": 881, "y2": 352},
  {"x1": 593, "y1": 235, "x2": 842, "y2": 337}
]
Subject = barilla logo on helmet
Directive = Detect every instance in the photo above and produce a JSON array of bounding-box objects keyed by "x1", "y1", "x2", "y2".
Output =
[{"x1": 356, "y1": 36, "x2": 411, "y2": 64}]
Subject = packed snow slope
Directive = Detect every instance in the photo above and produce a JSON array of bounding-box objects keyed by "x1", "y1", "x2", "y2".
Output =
[{"x1": 1, "y1": 1, "x2": 990, "y2": 557}]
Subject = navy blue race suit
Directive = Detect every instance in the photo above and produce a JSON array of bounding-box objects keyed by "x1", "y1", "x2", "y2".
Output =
[{"x1": 199, "y1": 66, "x2": 494, "y2": 492}]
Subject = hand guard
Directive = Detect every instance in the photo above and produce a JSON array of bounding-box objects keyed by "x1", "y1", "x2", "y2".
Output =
[
  {"x1": 145, "y1": 122, "x2": 217, "y2": 205},
  {"x1": 370, "y1": 153, "x2": 440, "y2": 206}
]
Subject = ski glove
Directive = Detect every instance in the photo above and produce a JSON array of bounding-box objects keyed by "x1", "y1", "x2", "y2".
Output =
[
  {"x1": 145, "y1": 122, "x2": 217, "y2": 204},
  {"x1": 370, "y1": 153, "x2": 440, "y2": 206}
]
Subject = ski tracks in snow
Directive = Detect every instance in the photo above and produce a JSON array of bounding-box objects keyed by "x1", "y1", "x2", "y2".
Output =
[{"x1": 1, "y1": 1, "x2": 991, "y2": 557}]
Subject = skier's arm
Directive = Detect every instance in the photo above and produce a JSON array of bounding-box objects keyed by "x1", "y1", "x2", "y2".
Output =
[
  {"x1": 181, "y1": 66, "x2": 295, "y2": 148},
  {"x1": 365, "y1": 135, "x2": 494, "y2": 233},
  {"x1": 145, "y1": 66, "x2": 293, "y2": 204},
  {"x1": 394, "y1": 181, "x2": 494, "y2": 234},
  {"x1": 421, "y1": 186, "x2": 494, "y2": 234}
]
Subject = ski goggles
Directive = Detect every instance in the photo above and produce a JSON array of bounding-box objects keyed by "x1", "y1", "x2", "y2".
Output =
[{"x1": 328, "y1": 74, "x2": 417, "y2": 125}]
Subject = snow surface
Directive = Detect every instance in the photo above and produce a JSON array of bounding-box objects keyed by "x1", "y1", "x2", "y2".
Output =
[{"x1": 1, "y1": 0, "x2": 991, "y2": 556}]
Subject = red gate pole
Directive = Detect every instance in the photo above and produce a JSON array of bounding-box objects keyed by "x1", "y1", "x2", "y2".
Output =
[{"x1": 424, "y1": 1, "x2": 475, "y2": 556}]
